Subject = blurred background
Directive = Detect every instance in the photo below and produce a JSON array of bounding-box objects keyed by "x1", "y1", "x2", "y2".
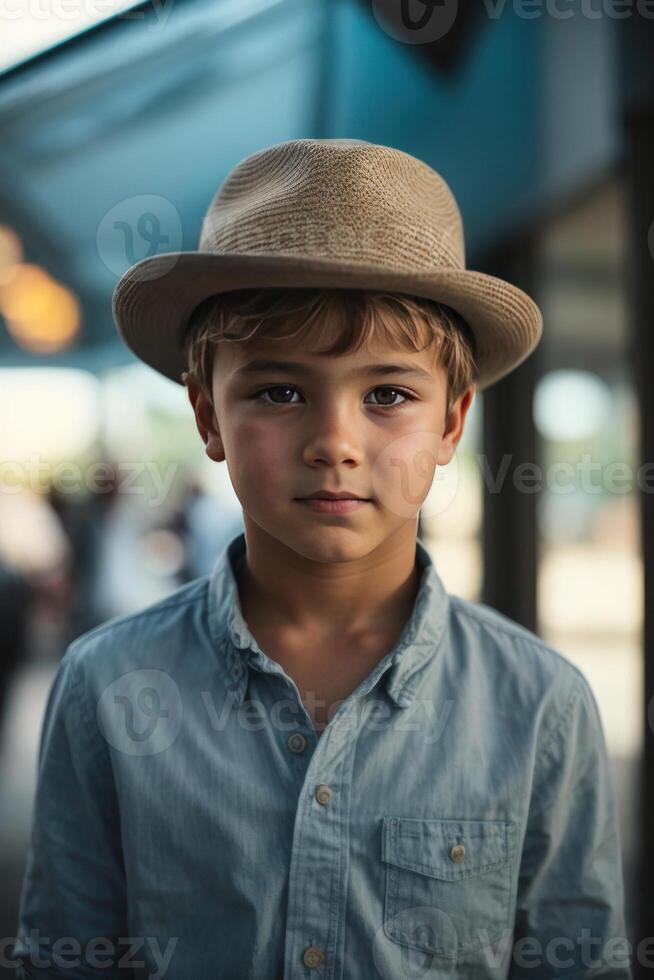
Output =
[{"x1": 0, "y1": 0, "x2": 653, "y2": 973}]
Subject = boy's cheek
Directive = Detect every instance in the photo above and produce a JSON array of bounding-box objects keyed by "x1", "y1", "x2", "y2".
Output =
[
  {"x1": 370, "y1": 430, "x2": 441, "y2": 518},
  {"x1": 225, "y1": 420, "x2": 289, "y2": 468},
  {"x1": 226, "y1": 444, "x2": 293, "y2": 502}
]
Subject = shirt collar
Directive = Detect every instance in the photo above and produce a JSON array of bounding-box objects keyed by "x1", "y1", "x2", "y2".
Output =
[{"x1": 207, "y1": 531, "x2": 450, "y2": 710}]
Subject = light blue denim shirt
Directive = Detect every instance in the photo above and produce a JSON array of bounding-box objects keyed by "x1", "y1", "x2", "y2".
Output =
[{"x1": 10, "y1": 531, "x2": 631, "y2": 979}]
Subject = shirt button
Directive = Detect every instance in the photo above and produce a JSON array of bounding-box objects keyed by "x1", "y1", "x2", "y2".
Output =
[
  {"x1": 315, "y1": 784, "x2": 332, "y2": 805},
  {"x1": 450, "y1": 843, "x2": 465, "y2": 862},
  {"x1": 303, "y1": 946, "x2": 326, "y2": 969},
  {"x1": 287, "y1": 732, "x2": 307, "y2": 754}
]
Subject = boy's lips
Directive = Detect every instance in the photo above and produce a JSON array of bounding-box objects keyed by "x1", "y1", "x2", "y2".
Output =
[
  {"x1": 296, "y1": 490, "x2": 370, "y2": 500},
  {"x1": 295, "y1": 498, "x2": 370, "y2": 513}
]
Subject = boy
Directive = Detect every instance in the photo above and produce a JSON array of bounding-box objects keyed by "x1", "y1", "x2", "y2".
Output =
[{"x1": 10, "y1": 139, "x2": 631, "y2": 978}]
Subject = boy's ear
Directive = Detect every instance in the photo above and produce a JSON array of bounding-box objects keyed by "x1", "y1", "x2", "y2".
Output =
[
  {"x1": 436, "y1": 384, "x2": 476, "y2": 466},
  {"x1": 181, "y1": 371, "x2": 225, "y2": 463}
]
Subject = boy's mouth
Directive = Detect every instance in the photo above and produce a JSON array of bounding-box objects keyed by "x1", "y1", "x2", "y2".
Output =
[
  {"x1": 294, "y1": 497, "x2": 371, "y2": 514},
  {"x1": 296, "y1": 490, "x2": 370, "y2": 501}
]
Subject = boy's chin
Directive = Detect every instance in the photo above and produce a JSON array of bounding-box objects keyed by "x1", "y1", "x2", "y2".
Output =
[{"x1": 278, "y1": 524, "x2": 389, "y2": 565}]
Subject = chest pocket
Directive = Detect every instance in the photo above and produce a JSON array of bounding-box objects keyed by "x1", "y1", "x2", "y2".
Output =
[{"x1": 382, "y1": 816, "x2": 518, "y2": 958}]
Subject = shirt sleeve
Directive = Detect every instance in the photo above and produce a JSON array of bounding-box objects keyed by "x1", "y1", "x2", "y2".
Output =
[
  {"x1": 8, "y1": 644, "x2": 131, "y2": 979},
  {"x1": 507, "y1": 672, "x2": 632, "y2": 979}
]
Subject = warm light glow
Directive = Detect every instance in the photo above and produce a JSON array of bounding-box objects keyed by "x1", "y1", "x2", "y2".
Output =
[
  {"x1": 0, "y1": 263, "x2": 81, "y2": 353},
  {"x1": 0, "y1": 225, "x2": 22, "y2": 284}
]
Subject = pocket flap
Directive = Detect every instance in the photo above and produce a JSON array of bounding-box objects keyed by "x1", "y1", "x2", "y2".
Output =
[{"x1": 382, "y1": 816, "x2": 516, "y2": 881}]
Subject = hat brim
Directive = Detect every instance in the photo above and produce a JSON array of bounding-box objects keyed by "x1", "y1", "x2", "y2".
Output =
[{"x1": 112, "y1": 252, "x2": 542, "y2": 392}]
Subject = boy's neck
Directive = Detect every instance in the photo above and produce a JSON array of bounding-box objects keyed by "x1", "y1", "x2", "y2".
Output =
[{"x1": 232, "y1": 522, "x2": 422, "y2": 643}]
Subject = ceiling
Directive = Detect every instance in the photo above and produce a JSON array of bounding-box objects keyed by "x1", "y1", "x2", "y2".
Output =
[{"x1": 0, "y1": 0, "x2": 619, "y2": 375}]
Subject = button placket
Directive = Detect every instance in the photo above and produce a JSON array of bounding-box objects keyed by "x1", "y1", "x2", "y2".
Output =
[{"x1": 283, "y1": 702, "x2": 359, "y2": 979}]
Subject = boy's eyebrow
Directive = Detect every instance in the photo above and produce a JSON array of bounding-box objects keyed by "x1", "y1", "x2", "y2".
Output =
[{"x1": 233, "y1": 359, "x2": 434, "y2": 382}]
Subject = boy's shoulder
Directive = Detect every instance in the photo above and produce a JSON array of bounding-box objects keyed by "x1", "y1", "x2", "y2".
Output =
[
  {"x1": 445, "y1": 590, "x2": 592, "y2": 699},
  {"x1": 64, "y1": 574, "x2": 214, "y2": 682},
  {"x1": 62, "y1": 562, "x2": 593, "y2": 719}
]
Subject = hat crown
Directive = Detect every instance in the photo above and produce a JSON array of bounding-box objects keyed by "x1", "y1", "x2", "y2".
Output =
[
  {"x1": 112, "y1": 137, "x2": 543, "y2": 393},
  {"x1": 199, "y1": 138, "x2": 465, "y2": 272}
]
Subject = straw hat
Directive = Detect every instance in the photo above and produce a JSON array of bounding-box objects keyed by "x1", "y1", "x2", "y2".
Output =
[{"x1": 112, "y1": 138, "x2": 542, "y2": 391}]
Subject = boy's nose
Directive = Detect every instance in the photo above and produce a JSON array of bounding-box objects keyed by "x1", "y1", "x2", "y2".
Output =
[{"x1": 300, "y1": 415, "x2": 365, "y2": 468}]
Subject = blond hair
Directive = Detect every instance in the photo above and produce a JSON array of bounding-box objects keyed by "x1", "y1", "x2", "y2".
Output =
[{"x1": 183, "y1": 288, "x2": 478, "y2": 420}]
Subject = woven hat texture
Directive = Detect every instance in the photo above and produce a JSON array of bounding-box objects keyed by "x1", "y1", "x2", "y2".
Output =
[{"x1": 112, "y1": 138, "x2": 542, "y2": 391}]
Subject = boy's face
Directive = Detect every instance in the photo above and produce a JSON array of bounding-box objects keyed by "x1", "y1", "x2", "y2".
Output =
[{"x1": 184, "y1": 334, "x2": 475, "y2": 564}]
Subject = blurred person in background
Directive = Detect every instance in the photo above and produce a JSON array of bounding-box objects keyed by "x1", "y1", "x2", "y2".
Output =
[
  {"x1": 0, "y1": 485, "x2": 71, "y2": 665},
  {"x1": 45, "y1": 483, "x2": 109, "y2": 644},
  {"x1": 170, "y1": 476, "x2": 244, "y2": 583},
  {"x1": 0, "y1": 560, "x2": 34, "y2": 741}
]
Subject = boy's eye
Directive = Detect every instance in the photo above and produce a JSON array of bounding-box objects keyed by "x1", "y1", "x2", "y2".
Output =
[
  {"x1": 255, "y1": 385, "x2": 301, "y2": 405},
  {"x1": 367, "y1": 386, "x2": 412, "y2": 408},
  {"x1": 252, "y1": 385, "x2": 415, "y2": 408}
]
